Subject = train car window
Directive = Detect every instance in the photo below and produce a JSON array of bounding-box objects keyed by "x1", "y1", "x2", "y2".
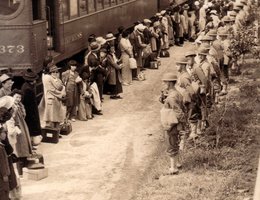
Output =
[
  {"x1": 87, "y1": 0, "x2": 96, "y2": 13},
  {"x1": 110, "y1": 0, "x2": 116, "y2": 6},
  {"x1": 69, "y1": 0, "x2": 79, "y2": 18},
  {"x1": 61, "y1": 1, "x2": 69, "y2": 20},
  {"x1": 96, "y1": 0, "x2": 104, "y2": 11},
  {"x1": 104, "y1": 0, "x2": 110, "y2": 8},
  {"x1": 0, "y1": 0, "x2": 21, "y2": 15},
  {"x1": 117, "y1": 0, "x2": 124, "y2": 4},
  {"x1": 32, "y1": 0, "x2": 42, "y2": 20},
  {"x1": 79, "y1": 0, "x2": 88, "y2": 15}
]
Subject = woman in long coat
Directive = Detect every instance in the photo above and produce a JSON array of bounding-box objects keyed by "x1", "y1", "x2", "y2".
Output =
[
  {"x1": 21, "y1": 69, "x2": 42, "y2": 147},
  {"x1": 120, "y1": 30, "x2": 133, "y2": 85},
  {"x1": 42, "y1": 65, "x2": 66, "y2": 127},
  {"x1": 107, "y1": 46, "x2": 123, "y2": 99}
]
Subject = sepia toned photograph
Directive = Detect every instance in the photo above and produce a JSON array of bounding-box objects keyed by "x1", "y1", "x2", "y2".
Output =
[{"x1": 0, "y1": 0, "x2": 259, "y2": 199}]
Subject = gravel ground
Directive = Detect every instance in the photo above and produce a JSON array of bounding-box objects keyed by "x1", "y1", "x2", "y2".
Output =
[{"x1": 21, "y1": 43, "x2": 195, "y2": 200}]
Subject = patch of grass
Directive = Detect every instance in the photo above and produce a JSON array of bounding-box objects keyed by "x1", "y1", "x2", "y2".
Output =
[{"x1": 135, "y1": 62, "x2": 260, "y2": 200}]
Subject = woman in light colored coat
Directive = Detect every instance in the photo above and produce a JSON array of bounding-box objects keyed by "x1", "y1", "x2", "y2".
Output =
[
  {"x1": 120, "y1": 30, "x2": 133, "y2": 85},
  {"x1": 41, "y1": 65, "x2": 66, "y2": 128}
]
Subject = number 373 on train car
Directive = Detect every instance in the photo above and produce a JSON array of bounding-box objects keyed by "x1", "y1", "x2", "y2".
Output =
[{"x1": 0, "y1": 45, "x2": 25, "y2": 54}]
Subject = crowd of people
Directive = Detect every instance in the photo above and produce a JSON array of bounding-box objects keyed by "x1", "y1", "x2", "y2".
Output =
[
  {"x1": 159, "y1": 0, "x2": 254, "y2": 175},
  {"x1": 0, "y1": 0, "x2": 255, "y2": 199}
]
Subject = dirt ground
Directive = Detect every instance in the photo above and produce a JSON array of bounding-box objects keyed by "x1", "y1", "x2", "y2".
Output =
[{"x1": 21, "y1": 43, "x2": 194, "y2": 200}]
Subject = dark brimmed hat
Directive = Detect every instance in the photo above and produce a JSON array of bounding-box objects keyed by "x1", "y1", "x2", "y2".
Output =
[
  {"x1": 23, "y1": 69, "x2": 39, "y2": 81},
  {"x1": 162, "y1": 73, "x2": 177, "y2": 81},
  {"x1": 105, "y1": 33, "x2": 116, "y2": 41},
  {"x1": 176, "y1": 57, "x2": 189, "y2": 65},
  {"x1": 183, "y1": 4, "x2": 189, "y2": 10},
  {"x1": 49, "y1": 65, "x2": 60, "y2": 73},
  {"x1": 0, "y1": 74, "x2": 12, "y2": 83},
  {"x1": 90, "y1": 41, "x2": 101, "y2": 52},
  {"x1": 68, "y1": 60, "x2": 77, "y2": 66}
]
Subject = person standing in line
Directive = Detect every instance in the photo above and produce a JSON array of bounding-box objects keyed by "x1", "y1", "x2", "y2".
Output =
[
  {"x1": 88, "y1": 41, "x2": 107, "y2": 103},
  {"x1": 107, "y1": 46, "x2": 123, "y2": 99},
  {"x1": 160, "y1": 73, "x2": 185, "y2": 175},
  {"x1": 120, "y1": 30, "x2": 134, "y2": 86},
  {"x1": 21, "y1": 69, "x2": 42, "y2": 149},
  {"x1": 8, "y1": 89, "x2": 32, "y2": 176},
  {"x1": 0, "y1": 127, "x2": 11, "y2": 200},
  {"x1": 62, "y1": 60, "x2": 82, "y2": 122},
  {"x1": 42, "y1": 65, "x2": 66, "y2": 127}
]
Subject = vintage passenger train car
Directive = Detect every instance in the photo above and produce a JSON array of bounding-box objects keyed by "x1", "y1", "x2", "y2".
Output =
[{"x1": 0, "y1": 0, "x2": 187, "y2": 76}]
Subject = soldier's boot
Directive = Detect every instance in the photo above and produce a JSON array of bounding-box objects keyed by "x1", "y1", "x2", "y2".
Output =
[
  {"x1": 176, "y1": 154, "x2": 183, "y2": 169},
  {"x1": 188, "y1": 123, "x2": 198, "y2": 140},
  {"x1": 219, "y1": 84, "x2": 228, "y2": 96},
  {"x1": 169, "y1": 156, "x2": 179, "y2": 175},
  {"x1": 197, "y1": 120, "x2": 202, "y2": 135}
]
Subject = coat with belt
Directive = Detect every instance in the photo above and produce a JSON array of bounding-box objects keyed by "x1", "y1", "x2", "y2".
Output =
[
  {"x1": 42, "y1": 74, "x2": 66, "y2": 123},
  {"x1": 21, "y1": 82, "x2": 42, "y2": 137},
  {"x1": 62, "y1": 70, "x2": 80, "y2": 107},
  {"x1": 107, "y1": 53, "x2": 122, "y2": 85}
]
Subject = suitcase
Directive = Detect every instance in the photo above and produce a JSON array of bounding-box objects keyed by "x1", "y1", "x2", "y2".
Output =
[
  {"x1": 160, "y1": 50, "x2": 170, "y2": 58},
  {"x1": 60, "y1": 121, "x2": 72, "y2": 135},
  {"x1": 150, "y1": 61, "x2": 159, "y2": 69},
  {"x1": 41, "y1": 127, "x2": 60, "y2": 144}
]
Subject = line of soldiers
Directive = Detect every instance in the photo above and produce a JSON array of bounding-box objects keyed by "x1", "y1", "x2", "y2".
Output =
[{"x1": 160, "y1": 0, "x2": 254, "y2": 175}]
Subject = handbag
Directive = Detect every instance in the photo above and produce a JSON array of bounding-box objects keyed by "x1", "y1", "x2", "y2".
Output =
[
  {"x1": 60, "y1": 115, "x2": 72, "y2": 135},
  {"x1": 129, "y1": 58, "x2": 137, "y2": 69},
  {"x1": 160, "y1": 107, "x2": 178, "y2": 131}
]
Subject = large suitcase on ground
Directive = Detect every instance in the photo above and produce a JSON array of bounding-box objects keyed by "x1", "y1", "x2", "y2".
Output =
[
  {"x1": 41, "y1": 127, "x2": 60, "y2": 144},
  {"x1": 150, "y1": 61, "x2": 159, "y2": 69}
]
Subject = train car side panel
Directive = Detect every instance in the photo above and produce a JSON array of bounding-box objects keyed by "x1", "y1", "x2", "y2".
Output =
[{"x1": 54, "y1": 0, "x2": 157, "y2": 63}]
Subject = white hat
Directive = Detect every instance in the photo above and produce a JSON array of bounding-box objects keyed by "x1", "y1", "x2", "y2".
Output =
[
  {"x1": 0, "y1": 96, "x2": 14, "y2": 109},
  {"x1": 210, "y1": 10, "x2": 217, "y2": 15},
  {"x1": 96, "y1": 36, "x2": 107, "y2": 45},
  {"x1": 0, "y1": 74, "x2": 12, "y2": 83},
  {"x1": 143, "y1": 19, "x2": 152, "y2": 24},
  {"x1": 160, "y1": 10, "x2": 166, "y2": 15},
  {"x1": 194, "y1": 1, "x2": 200, "y2": 6},
  {"x1": 136, "y1": 24, "x2": 146, "y2": 32}
]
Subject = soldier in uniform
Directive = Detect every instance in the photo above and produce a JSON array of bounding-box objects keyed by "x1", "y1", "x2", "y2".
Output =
[
  {"x1": 160, "y1": 73, "x2": 185, "y2": 175},
  {"x1": 185, "y1": 50, "x2": 204, "y2": 137},
  {"x1": 218, "y1": 30, "x2": 231, "y2": 95},
  {"x1": 197, "y1": 48, "x2": 212, "y2": 130}
]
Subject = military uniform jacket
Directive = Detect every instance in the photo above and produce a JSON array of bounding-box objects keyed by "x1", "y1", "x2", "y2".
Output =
[{"x1": 164, "y1": 89, "x2": 184, "y2": 121}]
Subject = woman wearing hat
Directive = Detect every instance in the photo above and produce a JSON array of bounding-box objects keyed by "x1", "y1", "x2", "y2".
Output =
[
  {"x1": 21, "y1": 69, "x2": 42, "y2": 148},
  {"x1": 41, "y1": 65, "x2": 66, "y2": 127},
  {"x1": 0, "y1": 74, "x2": 13, "y2": 98},
  {"x1": 107, "y1": 46, "x2": 123, "y2": 99},
  {"x1": 160, "y1": 72, "x2": 185, "y2": 175},
  {"x1": 0, "y1": 96, "x2": 20, "y2": 199},
  {"x1": 119, "y1": 30, "x2": 133, "y2": 86}
]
